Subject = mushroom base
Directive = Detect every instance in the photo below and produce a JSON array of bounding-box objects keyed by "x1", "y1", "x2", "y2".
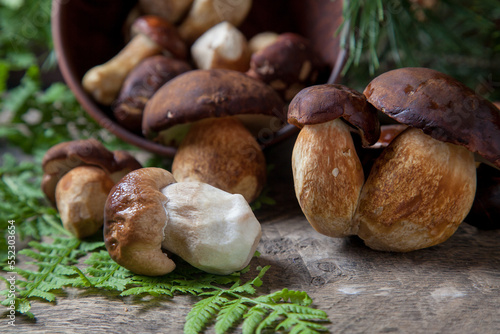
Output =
[
  {"x1": 292, "y1": 118, "x2": 364, "y2": 237},
  {"x1": 354, "y1": 128, "x2": 477, "y2": 252}
]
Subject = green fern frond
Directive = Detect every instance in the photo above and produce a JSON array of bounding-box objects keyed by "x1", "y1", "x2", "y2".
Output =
[
  {"x1": 185, "y1": 293, "x2": 229, "y2": 334},
  {"x1": 242, "y1": 307, "x2": 267, "y2": 334},
  {"x1": 215, "y1": 299, "x2": 248, "y2": 334}
]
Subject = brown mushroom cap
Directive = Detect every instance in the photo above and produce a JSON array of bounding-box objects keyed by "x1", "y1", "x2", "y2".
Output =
[
  {"x1": 41, "y1": 139, "x2": 142, "y2": 205},
  {"x1": 131, "y1": 15, "x2": 187, "y2": 59},
  {"x1": 113, "y1": 55, "x2": 192, "y2": 132},
  {"x1": 288, "y1": 84, "x2": 381, "y2": 146},
  {"x1": 104, "y1": 167, "x2": 177, "y2": 276},
  {"x1": 142, "y1": 69, "x2": 285, "y2": 141},
  {"x1": 363, "y1": 67, "x2": 500, "y2": 169}
]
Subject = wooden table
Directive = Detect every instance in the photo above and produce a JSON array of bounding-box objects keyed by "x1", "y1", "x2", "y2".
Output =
[{"x1": 2, "y1": 137, "x2": 500, "y2": 333}]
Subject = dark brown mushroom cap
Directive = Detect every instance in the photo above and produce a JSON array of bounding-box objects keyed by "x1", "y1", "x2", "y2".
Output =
[
  {"x1": 113, "y1": 55, "x2": 192, "y2": 132},
  {"x1": 132, "y1": 15, "x2": 187, "y2": 60},
  {"x1": 41, "y1": 139, "x2": 142, "y2": 205},
  {"x1": 287, "y1": 84, "x2": 381, "y2": 146},
  {"x1": 364, "y1": 67, "x2": 500, "y2": 168},
  {"x1": 104, "y1": 167, "x2": 177, "y2": 276},
  {"x1": 142, "y1": 69, "x2": 286, "y2": 140}
]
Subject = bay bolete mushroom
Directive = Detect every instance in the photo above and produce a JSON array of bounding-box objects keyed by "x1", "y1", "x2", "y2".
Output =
[
  {"x1": 42, "y1": 139, "x2": 142, "y2": 238},
  {"x1": 288, "y1": 84, "x2": 380, "y2": 237},
  {"x1": 82, "y1": 15, "x2": 187, "y2": 105},
  {"x1": 113, "y1": 55, "x2": 192, "y2": 132},
  {"x1": 104, "y1": 167, "x2": 262, "y2": 276},
  {"x1": 355, "y1": 67, "x2": 500, "y2": 251}
]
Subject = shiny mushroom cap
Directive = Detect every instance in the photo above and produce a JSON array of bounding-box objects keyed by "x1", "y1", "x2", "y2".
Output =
[
  {"x1": 288, "y1": 84, "x2": 381, "y2": 146},
  {"x1": 41, "y1": 139, "x2": 142, "y2": 205},
  {"x1": 142, "y1": 69, "x2": 285, "y2": 144},
  {"x1": 364, "y1": 67, "x2": 500, "y2": 169}
]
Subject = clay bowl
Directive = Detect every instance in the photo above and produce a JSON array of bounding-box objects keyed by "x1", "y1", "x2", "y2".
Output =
[{"x1": 51, "y1": 0, "x2": 345, "y2": 157}]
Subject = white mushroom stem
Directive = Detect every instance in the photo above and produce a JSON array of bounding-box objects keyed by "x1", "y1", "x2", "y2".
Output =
[
  {"x1": 191, "y1": 21, "x2": 250, "y2": 71},
  {"x1": 56, "y1": 166, "x2": 115, "y2": 239},
  {"x1": 160, "y1": 182, "x2": 261, "y2": 275},
  {"x1": 292, "y1": 118, "x2": 364, "y2": 238},
  {"x1": 178, "y1": 0, "x2": 253, "y2": 44},
  {"x1": 82, "y1": 33, "x2": 162, "y2": 105}
]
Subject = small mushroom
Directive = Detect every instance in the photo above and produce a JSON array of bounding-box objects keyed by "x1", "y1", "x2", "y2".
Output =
[
  {"x1": 142, "y1": 69, "x2": 285, "y2": 146},
  {"x1": 191, "y1": 21, "x2": 251, "y2": 72},
  {"x1": 113, "y1": 55, "x2": 192, "y2": 132},
  {"x1": 177, "y1": 0, "x2": 252, "y2": 44},
  {"x1": 104, "y1": 167, "x2": 262, "y2": 276},
  {"x1": 82, "y1": 15, "x2": 187, "y2": 105},
  {"x1": 288, "y1": 84, "x2": 380, "y2": 237},
  {"x1": 248, "y1": 32, "x2": 279, "y2": 54},
  {"x1": 172, "y1": 117, "x2": 266, "y2": 203},
  {"x1": 355, "y1": 67, "x2": 500, "y2": 251},
  {"x1": 42, "y1": 139, "x2": 142, "y2": 238},
  {"x1": 138, "y1": 0, "x2": 194, "y2": 24},
  {"x1": 247, "y1": 33, "x2": 323, "y2": 101}
]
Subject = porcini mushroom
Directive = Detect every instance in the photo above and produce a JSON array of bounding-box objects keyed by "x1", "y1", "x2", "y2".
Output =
[
  {"x1": 355, "y1": 67, "x2": 500, "y2": 251},
  {"x1": 142, "y1": 69, "x2": 285, "y2": 146},
  {"x1": 113, "y1": 55, "x2": 192, "y2": 132},
  {"x1": 82, "y1": 15, "x2": 187, "y2": 105},
  {"x1": 288, "y1": 84, "x2": 380, "y2": 237},
  {"x1": 177, "y1": 0, "x2": 252, "y2": 44},
  {"x1": 191, "y1": 21, "x2": 251, "y2": 72},
  {"x1": 247, "y1": 33, "x2": 323, "y2": 101},
  {"x1": 104, "y1": 167, "x2": 262, "y2": 276},
  {"x1": 42, "y1": 139, "x2": 142, "y2": 238},
  {"x1": 172, "y1": 117, "x2": 267, "y2": 203}
]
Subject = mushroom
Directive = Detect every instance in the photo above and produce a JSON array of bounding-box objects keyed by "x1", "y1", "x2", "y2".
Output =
[
  {"x1": 104, "y1": 167, "x2": 262, "y2": 276},
  {"x1": 191, "y1": 21, "x2": 251, "y2": 72},
  {"x1": 172, "y1": 117, "x2": 266, "y2": 203},
  {"x1": 113, "y1": 55, "x2": 192, "y2": 132},
  {"x1": 138, "y1": 0, "x2": 194, "y2": 24},
  {"x1": 42, "y1": 139, "x2": 142, "y2": 238},
  {"x1": 177, "y1": 0, "x2": 252, "y2": 44},
  {"x1": 82, "y1": 15, "x2": 187, "y2": 105},
  {"x1": 354, "y1": 67, "x2": 500, "y2": 251},
  {"x1": 288, "y1": 84, "x2": 380, "y2": 237},
  {"x1": 142, "y1": 68, "x2": 285, "y2": 146},
  {"x1": 248, "y1": 32, "x2": 279, "y2": 54},
  {"x1": 246, "y1": 33, "x2": 323, "y2": 101}
]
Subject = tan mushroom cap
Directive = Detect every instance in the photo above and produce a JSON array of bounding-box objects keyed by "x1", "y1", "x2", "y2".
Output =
[
  {"x1": 364, "y1": 67, "x2": 500, "y2": 169},
  {"x1": 132, "y1": 15, "x2": 187, "y2": 60},
  {"x1": 41, "y1": 139, "x2": 142, "y2": 205},
  {"x1": 142, "y1": 69, "x2": 285, "y2": 141},
  {"x1": 104, "y1": 168, "x2": 177, "y2": 276},
  {"x1": 288, "y1": 84, "x2": 381, "y2": 146}
]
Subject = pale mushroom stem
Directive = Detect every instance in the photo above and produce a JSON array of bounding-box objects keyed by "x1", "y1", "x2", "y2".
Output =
[
  {"x1": 292, "y1": 118, "x2": 364, "y2": 238},
  {"x1": 82, "y1": 33, "x2": 162, "y2": 105}
]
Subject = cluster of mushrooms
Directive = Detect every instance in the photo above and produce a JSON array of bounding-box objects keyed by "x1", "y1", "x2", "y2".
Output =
[
  {"x1": 80, "y1": 0, "x2": 326, "y2": 205},
  {"x1": 289, "y1": 67, "x2": 500, "y2": 252}
]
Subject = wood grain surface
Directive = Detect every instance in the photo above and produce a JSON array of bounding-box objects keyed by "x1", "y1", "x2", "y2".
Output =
[{"x1": 1, "y1": 137, "x2": 500, "y2": 333}]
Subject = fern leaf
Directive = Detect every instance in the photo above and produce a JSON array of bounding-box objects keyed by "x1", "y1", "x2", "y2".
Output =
[
  {"x1": 120, "y1": 286, "x2": 173, "y2": 297},
  {"x1": 184, "y1": 293, "x2": 227, "y2": 334},
  {"x1": 242, "y1": 306, "x2": 267, "y2": 334},
  {"x1": 215, "y1": 299, "x2": 248, "y2": 334}
]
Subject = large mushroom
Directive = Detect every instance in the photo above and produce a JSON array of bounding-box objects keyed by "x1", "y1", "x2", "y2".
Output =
[
  {"x1": 42, "y1": 139, "x2": 142, "y2": 238},
  {"x1": 143, "y1": 69, "x2": 284, "y2": 202},
  {"x1": 288, "y1": 84, "x2": 380, "y2": 237},
  {"x1": 355, "y1": 67, "x2": 500, "y2": 251},
  {"x1": 104, "y1": 167, "x2": 262, "y2": 276},
  {"x1": 82, "y1": 15, "x2": 187, "y2": 105}
]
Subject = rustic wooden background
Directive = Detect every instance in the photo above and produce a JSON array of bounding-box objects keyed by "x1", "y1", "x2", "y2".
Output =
[{"x1": 1, "y1": 136, "x2": 500, "y2": 333}]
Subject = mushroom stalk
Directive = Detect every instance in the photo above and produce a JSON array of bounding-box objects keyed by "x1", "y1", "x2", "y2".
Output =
[
  {"x1": 292, "y1": 118, "x2": 364, "y2": 237},
  {"x1": 82, "y1": 33, "x2": 162, "y2": 105}
]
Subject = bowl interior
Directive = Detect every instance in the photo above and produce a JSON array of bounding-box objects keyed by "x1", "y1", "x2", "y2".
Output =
[{"x1": 52, "y1": 0, "x2": 344, "y2": 157}]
